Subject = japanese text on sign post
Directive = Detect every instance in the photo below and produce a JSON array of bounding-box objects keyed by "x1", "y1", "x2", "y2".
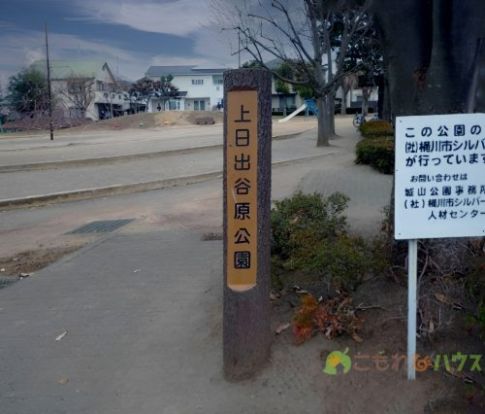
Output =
[
  {"x1": 226, "y1": 90, "x2": 258, "y2": 290},
  {"x1": 395, "y1": 114, "x2": 485, "y2": 239}
]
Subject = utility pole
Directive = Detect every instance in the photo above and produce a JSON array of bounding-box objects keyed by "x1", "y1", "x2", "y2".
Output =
[
  {"x1": 238, "y1": 32, "x2": 241, "y2": 68},
  {"x1": 45, "y1": 23, "x2": 54, "y2": 140}
]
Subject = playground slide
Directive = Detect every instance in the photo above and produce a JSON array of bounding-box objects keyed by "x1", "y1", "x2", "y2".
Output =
[{"x1": 278, "y1": 104, "x2": 307, "y2": 123}]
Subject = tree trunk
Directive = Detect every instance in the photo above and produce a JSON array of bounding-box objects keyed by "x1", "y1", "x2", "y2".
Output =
[
  {"x1": 382, "y1": 74, "x2": 392, "y2": 121},
  {"x1": 371, "y1": 0, "x2": 433, "y2": 117},
  {"x1": 363, "y1": 101, "x2": 368, "y2": 117},
  {"x1": 361, "y1": 87, "x2": 372, "y2": 116},
  {"x1": 328, "y1": 94, "x2": 336, "y2": 136},
  {"x1": 316, "y1": 96, "x2": 332, "y2": 147},
  {"x1": 361, "y1": 97, "x2": 369, "y2": 117},
  {"x1": 370, "y1": 0, "x2": 485, "y2": 270},
  {"x1": 371, "y1": 0, "x2": 485, "y2": 117},
  {"x1": 340, "y1": 88, "x2": 349, "y2": 115}
]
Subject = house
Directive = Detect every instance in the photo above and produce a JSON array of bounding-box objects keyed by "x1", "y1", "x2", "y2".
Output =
[
  {"x1": 270, "y1": 80, "x2": 306, "y2": 116},
  {"x1": 260, "y1": 59, "x2": 309, "y2": 115},
  {"x1": 144, "y1": 65, "x2": 227, "y2": 112},
  {"x1": 265, "y1": 58, "x2": 379, "y2": 115},
  {"x1": 344, "y1": 81, "x2": 379, "y2": 114},
  {"x1": 145, "y1": 63, "x2": 307, "y2": 115},
  {"x1": 30, "y1": 60, "x2": 130, "y2": 121}
]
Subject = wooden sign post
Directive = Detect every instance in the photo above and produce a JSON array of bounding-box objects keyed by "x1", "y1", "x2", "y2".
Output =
[{"x1": 223, "y1": 69, "x2": 272, "y2": 380}]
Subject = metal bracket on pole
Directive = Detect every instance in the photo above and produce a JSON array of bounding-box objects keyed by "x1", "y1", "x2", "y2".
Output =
[{"x1": 407, "y1": 239, "x2": 418, "y2": 380}]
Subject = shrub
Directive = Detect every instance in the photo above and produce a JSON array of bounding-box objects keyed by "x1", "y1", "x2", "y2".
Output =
[
  {"x1": 465, "y1": 239, "x2": 485, "y2": 338},
  {"x1": 271, "y1": 191, "x2": 348, "y2": 261},
  {"x1": 355, "y1": 137, "x2": 394, "y2": 174},
  {"x1": 312, "y1": 235, "x2": 370, "y2": 291},
  {"x1": 194, "y1": 116, "x2": 215, "y2": 125},
  {"x1": 271, "y1": 192, "x2": 372, "y2": 291},
  {"x1": 359, "y1": 119, "x2": 394, "y2": 138}
]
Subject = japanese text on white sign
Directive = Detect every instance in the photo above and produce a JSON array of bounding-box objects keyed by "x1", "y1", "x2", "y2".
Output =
[{"x1": 395, "y1": 113, "x2": 485, "y2": 239}]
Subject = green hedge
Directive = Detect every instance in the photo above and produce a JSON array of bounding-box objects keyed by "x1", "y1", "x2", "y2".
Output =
[
  {"x1": 359, "y1": 120, "x2": 394, "y2": 138},
  {"x1": 270, "y1": 192, "x2": 371, "y2": 291},
  {"x1": 355, "y1": 137, "x2": 394, "y2": 174}
]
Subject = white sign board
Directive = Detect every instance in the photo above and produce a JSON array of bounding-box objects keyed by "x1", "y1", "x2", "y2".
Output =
[{"x1": 395, "y1": 113, "x2": 485, "y2": 240}]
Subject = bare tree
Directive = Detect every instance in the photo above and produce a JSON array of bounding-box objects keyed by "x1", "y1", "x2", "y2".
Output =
[
  {"x1": 212, "y1": 0, "x2": 372, "y2": 146},
  {"x1": 340, "y1": 72, "x2": 358, "y2": 114},
  {"x1": 60, "y1": 76, "x2": 95, "y2": 119},
  {"x1": 360, "y1": 85, "x2": 372, "y2": 116}
]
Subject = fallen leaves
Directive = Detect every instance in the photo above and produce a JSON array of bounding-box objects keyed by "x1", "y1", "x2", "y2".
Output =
[
  {"x1": 434, "y1": 293, "x2": 453, "y2": 306},
  {"x1": 55, "y1": 330, "x2": 68, "y2": 341},
  {"x1": 292, "y1": 293, "x2": 364, "y2": 345},
  {"x1": 275, "y1": 322, "x2": 290, "y2": 335}
]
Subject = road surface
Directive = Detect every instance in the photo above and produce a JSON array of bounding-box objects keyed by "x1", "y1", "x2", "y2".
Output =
[{"x1": 0, "y1": 117, "x2": 392, "y2": 258}]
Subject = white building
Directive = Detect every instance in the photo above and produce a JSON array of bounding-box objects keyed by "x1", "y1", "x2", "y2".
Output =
[
  {"x1": 144, "y1": 65, "x2": 227, "y2": 112},
  {"x1": 343, "y1": 87, "x2": 379, "y2": 113},
  {"x1": 31, "y1": 60, "x2": 130, "y2": 121},
  {"x1": 270, "y1": 81, "x2": 306, "y2": 116}
]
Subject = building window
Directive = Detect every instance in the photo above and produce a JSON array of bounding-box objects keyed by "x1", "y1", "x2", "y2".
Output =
[
  {"x1": 67, "y1": 79, "x2": 84, "y2": 94},
  {"x1": 213, "y1": 77, "x2": 223, "y2": 85},
  {"x1": 194, "y1": 100, "x2": 206, "y2": 111},
  {"x1": 169, "y1": 99, "x2": 180, "y2": 110},
  {"x1": 192, "y1": 79, "x2": 204, "y2": 85}
]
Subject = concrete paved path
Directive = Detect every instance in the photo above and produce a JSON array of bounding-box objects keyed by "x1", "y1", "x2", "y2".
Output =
[
  {"x1": 0, "y1": 231, "x2": 326, "y2": 414},
  {"x1": 0, "y1": 231, "x2": 434, "y2": 414}
]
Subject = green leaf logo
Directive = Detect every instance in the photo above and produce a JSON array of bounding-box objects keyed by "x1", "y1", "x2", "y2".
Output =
[{"x1": 323, "y1": 348, "x2": 352, "y2": 375}]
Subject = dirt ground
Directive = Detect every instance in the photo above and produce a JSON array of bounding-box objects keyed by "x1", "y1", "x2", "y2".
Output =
[
  {"x1": 270, "y1": 273, "x2": 484, "y2": 413},
  {"x1": 2, "y1": 111, "x2": 225, "y2": 133},
  {"x1": 62, "y1": 111, "x2": 224, "y2": 132},
  {"x1": 0, "y1": 244, "x2": 85, "y2": 279}
]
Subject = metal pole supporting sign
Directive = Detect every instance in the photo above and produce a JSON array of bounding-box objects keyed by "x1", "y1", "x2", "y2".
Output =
[{"x1": 407, "y1": 239, "x2": 418, "y2": 380}]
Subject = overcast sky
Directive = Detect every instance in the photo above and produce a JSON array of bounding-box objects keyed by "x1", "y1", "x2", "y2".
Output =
[{"x1": 0, "y1": 0, "x2": 241, "y2": 88}]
